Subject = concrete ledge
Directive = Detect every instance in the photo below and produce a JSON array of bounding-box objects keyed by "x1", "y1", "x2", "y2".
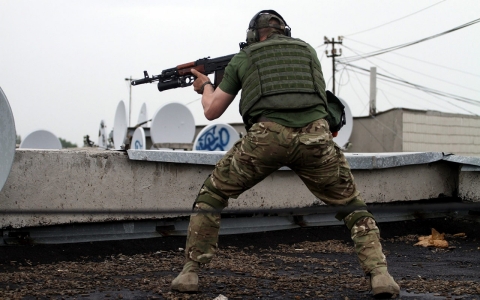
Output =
[
  {"x1": 129, "y1": 150, "x2": 480, "y2": 170},
  {"x1": 0, "y1": 149, "x2": 477, "y2": 229}
]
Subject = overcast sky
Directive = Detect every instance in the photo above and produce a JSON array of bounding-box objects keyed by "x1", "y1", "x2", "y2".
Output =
[{"x1": 1, "y1": 0, "x2": 479, "y2": 146}]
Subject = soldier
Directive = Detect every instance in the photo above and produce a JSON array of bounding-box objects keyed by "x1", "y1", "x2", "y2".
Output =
[{"x1": 171, "y1": 10, "x2": 400, "y2": 298}]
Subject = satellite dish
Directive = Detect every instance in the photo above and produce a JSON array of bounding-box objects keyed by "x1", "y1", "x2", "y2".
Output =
[
  {"x1": 137, "y1": 103, "x2": 149, "y2": 127},
  {"x1": 0, "y1": 87, "x2": 16, "y2": 192},
  {"x1": 193, "y1": 123, "x2": 240, "y2": 151},
  {"x1": 333, "y1": 97, "x2": 353, "y2": 148},
  {"x1": 19, "y1": 130, "x2": 62, "y2": 149},
  {"x1": 113, "y1": 100, "x2": 128, "y2": 150},
  {"x1": 150, "y1": 102, "x2": 195, "y2": 144},
  {"x1": 97, "y1": 120, "x2": 108, "y2": 149},
  {"x1": 131, "y1": 127, "x2": 146, "y2": 150}
]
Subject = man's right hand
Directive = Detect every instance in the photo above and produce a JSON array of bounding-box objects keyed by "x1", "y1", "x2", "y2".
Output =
[{"x1": 191, "y1": 69, "x2": 213, "y2": 94}]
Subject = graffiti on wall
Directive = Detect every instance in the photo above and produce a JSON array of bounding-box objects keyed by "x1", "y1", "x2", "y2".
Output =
[
  {"x1": 134, "y1": 140, "x2": 143, "y2": 149},
  {"x1": 195, "y1": 125, "x2": 231, "y2": 151}
]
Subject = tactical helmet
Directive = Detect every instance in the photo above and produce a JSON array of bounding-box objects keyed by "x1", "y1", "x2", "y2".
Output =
[{"x1": 245, "y1": 10, "x2": 291, "y2": 45}]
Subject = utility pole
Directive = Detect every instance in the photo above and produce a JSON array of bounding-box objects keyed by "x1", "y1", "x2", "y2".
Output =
[
  {"x1": 369, "y1": 67, "x2": 377, "y2": 116},
  {"x1": 324, "y1": 36, "x2": 343, "y2": 95},
  {"x1": 125, "y1": 76, "x2": 132, "y2": 127}
]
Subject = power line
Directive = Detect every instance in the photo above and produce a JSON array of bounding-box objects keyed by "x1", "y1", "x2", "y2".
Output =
[
  {"x1": 340, "y1": 18, "x2": 480, "y2": 63},
  {"x1": 345, "y1": 37, "x2": 480, "y2": 78},
  {"x1": 342, "y1": 44, "x2": 480, "y2": 94},
  {"x1": 339, "y1": 45, "x2": 426, "y2": 114},
  {"x1": 324, "y1": 37, "x2": 343, "y2": 94},
  {"x1": 378, "y1": 88, "x2": 396, "y2": 109},
  {"x1": 346, "y1": 0, "x2": 447, "y2": 37},
  {"x1": 342, "y1": 63, "x2": 480, "y2": 112},
  {"x1": 345, "y1": 65, "x2": 477, "y2": 116},
  {"x1": 339, "y1": 44, "x2": 480, "y2": 115},
  {"x1": 370, "y1": 74, "x2": 464, "y2": 113},
  {"x1": 342, "y1": 63, "x2": 480, "y2": 105}
]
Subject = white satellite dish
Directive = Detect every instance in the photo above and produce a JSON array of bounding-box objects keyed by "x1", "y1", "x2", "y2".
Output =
[
  {"x1": 150, "y1": 102, "x2": 195, "y2": 144},
  {"x1": 0, "y1": 87, "x2": 16, "y2": 192},
  {"x1": 19, "y1": 130, "x2": 62, "y2": 149},
  {"x1": 97, "y1": 120, "x2": 108, "y2": 149},
  {"x1": 193, "y1": 123, "x2": 240, "y2": 151},
  {"x1": 137, "y1": 103, "x2": 149, "y2": 127},
  {"x1": 131, "y1": 127, "x2": 146, "y2": 150},
  {"x1": 333, "y1": 97, "x2": 353, "y2": 148},
  {"x1": 113, "y1": 100, "x2": 128, "y2": 150}
]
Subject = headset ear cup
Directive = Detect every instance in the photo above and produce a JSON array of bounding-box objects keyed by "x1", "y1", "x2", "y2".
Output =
[
  {"x1": 246, "y1": 29, "x2": 258, "y2": 44},
  {"x1": 285, "y1": 27, "x2": 291, "y2": 37}
]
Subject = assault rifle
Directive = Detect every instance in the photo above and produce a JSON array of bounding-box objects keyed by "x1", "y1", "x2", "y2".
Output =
[{"x1": 131, "y1": 54, "x2": 235, "y2": 92}]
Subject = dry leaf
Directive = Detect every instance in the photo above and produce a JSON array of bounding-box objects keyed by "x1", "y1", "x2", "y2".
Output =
[
  {"x1": 432, "y1": 240, "x2": 448, "y2": 248},
  {"x1": 431, "y1": 228, "x2": 445, "y2": 240},
  {"x1": 414, "y1": 228, "x2": 448, "y2": 248}
]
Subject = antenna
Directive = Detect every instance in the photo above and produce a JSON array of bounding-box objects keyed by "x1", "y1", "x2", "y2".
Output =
[
  {"x1": 131, "y1": 127, "x2": 146, "y2": 150},
  {"x1": 0, "y1": 87, "x2": 16, "y2": 192},
  {"x1": 333, "y1": 97, "x2": 353, "y2": 149},
  {"x1": 113, "y1": 101, "x2": 128, "y2": 150},
  {"x1": 19, "y1": 130, "x2": 62, "y2": 149},
  {"x1": 150, "y1": 103, "x2": 195, "y2": 146},
  {"x1": 137, "y1": 103, "x2": 149, "y2": 127},
  {"x1": 97, "y1": 120, "x2": 108, "y2": 149}
]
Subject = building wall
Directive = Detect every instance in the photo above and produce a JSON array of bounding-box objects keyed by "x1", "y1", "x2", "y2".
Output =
[
  {"x1": 403, "y1": 110, "x2": 480, "y2": 157},
  {"x1": 348, "y1": 109, "x2": 403, "y2": 153},
  {"x1": 195, "y1": 109, "x2": 480, "y2": 157}
]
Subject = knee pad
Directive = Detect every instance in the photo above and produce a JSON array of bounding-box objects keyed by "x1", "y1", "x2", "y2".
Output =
[
  {"x1": 344, "y1": 210, "x2": 375, "y2": 231},
  {"x1": 194, "y1": 176, "x2": 228, "y2": 210}
]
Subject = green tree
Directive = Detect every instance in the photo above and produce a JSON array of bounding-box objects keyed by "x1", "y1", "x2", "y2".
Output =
[{"x1": 59, "y1": 138, "x2": 78, "y2": 148}]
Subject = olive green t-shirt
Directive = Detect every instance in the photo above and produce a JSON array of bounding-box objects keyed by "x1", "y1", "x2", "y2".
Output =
[{"x1": 218, "y1": 40, "x2": 328, "y2": 128}]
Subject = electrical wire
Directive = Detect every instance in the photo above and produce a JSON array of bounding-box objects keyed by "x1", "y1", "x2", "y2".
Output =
[
  {"x1": 378, "y1": 88, "x2": 397, "y2": 109},
  {"x1": 340, "y1": 18, "x2": 480, "y2": 63},
  {"x1": 185, "y1": 97, "x2": 201, "y2": 106},
  {"x1": 345, "y1": 37, "x2": 480, "y2": 78},
  {"x1": 343, "y1": 70, "x2": 368, "y2": 111},
  {"x1": 339, "y1": 44, "x2": 480, "y2": 117},
  {"x1": 339, "y1": 66, "x2": 472, "y2": 141},
  {"x1": 335, "y1": 64, "x2": 351, "y2": 96},
  {"x1": 379, "y1": 81, "x2": 436, "y2": 111},
  {"x1": 342, "y1": 44, "x2": 480, "y2": 94},
  {"x1": 317, "y1": 44, "x2": 327, "y2": 62},
  {"x1": 343, "y1": 64, "x2": 480, "y2": 115},
  {"x1": 353, "y1": 120, "x2": 387, "y2": 151},
  {"x1": 345, "y1": 0, "x2": 447, "y2": 37},
  {"x1": 342, "y1": 63, "x2": 480, "y2": 107},
  {"x1": 342, "y1": 64, "x2": 453, "y2": 113}
]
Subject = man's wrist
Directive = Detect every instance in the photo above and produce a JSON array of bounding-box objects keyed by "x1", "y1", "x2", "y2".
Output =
[{"x1": 199, "y1": 81, "x2": 213, "y2": 94}]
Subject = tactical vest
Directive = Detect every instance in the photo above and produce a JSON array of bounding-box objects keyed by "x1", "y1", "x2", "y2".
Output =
[{"x1": 239, "y1": 35, "x2": 326, "y2": 118}]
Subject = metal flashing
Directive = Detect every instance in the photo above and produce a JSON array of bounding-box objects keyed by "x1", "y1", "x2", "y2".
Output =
[{"x1": 128, "y1": 150, "x2": 478, "y2": 170}]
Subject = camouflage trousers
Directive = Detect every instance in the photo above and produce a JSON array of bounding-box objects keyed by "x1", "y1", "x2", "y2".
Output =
[
  {"x1": 184, "y1": 119, "x2": 377, "y2": 265},
  {"x1": 347, "y1": 213, "x2": 388, "y2": 274},
  {"x1": 184, "y1": 202, "x2": 220, "y2": 265},
  {"x1": 208, "y1": 118, "x2": 359, "y2": 205}
]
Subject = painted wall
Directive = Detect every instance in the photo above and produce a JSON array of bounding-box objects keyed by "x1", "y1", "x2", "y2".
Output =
[
  {"x1": 344, "y1": 109, "x2": 480, "y2": 157},
  {"x1": 403, "y1": 110, "x2": 480, "y2": 156},
  {"x1": 348, "y1": 109, "x2": 404, "y2": 153}
]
